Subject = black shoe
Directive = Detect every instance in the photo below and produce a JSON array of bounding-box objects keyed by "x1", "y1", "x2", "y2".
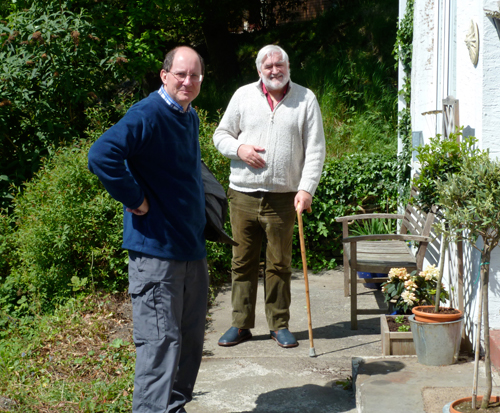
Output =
[
  {"x1": 218, "y1": 327, "x2": 252, "y2": 347},
  {"x1": 270, "y1": 328, "x2": 298, "y2": 348}
]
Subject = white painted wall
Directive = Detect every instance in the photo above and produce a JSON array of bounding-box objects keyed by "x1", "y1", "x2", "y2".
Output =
[
  {"x1": 479, "y1": 0, "x2": 500, "y2": 331},
  {"x1": 405, "y1": 0, "x2": 500, "y2": 339},
  {"x1": 482, "y1": 1, "x2": 500, "y2": 159},
  {"x1": 411, "y1": 0, "x2": 440, "y2": 150}
]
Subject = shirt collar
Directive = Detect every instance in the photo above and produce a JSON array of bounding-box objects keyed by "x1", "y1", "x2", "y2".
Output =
[
  {"x1": 158, "y1": 86, "x2": 191, "y2": 113},
  {"x1": 261, "y1": 81, "x2": 289, "y2": 110}
]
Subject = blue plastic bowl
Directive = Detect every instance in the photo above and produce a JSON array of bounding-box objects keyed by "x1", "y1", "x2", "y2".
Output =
[{"x1": 357, "y1": 272, "x2": 386, "y2": 289}]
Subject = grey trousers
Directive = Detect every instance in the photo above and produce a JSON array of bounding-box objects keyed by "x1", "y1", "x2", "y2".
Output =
[{"x1": 128, "y1": 251, "x2": 209, "y2": 413}]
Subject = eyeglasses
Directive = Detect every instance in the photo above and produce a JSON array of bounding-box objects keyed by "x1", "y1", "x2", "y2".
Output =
[{"x1": 169, "y1": 71, "x2": 203, "y2": 84}]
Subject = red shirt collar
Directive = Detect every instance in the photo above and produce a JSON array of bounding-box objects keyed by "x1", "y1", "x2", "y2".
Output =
[{"x1": 261, "y1": 81, "x2": 289, "y2": 110}]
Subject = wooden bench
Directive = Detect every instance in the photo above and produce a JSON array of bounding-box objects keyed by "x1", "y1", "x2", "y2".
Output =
[{"x1": 335, "y1": 191, "x2": 435, "y2": 329}]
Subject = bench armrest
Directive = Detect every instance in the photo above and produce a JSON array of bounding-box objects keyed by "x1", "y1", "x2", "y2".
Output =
[
  {"x1": 341, "y1": 234, "x2": 432, "y2": 243},
  {"x1": 335, "y1": 213, "x2": 405, "y2": 222}
]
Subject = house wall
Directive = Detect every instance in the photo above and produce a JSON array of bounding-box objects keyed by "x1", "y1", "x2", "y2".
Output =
[
  {"x1": 408, "y1": 0, "x2": 500, "y2": 340},
  {"x1": 411, "y1": 0, "x2": 440, "y2": 143},
  {"x1": 482, "y1": 2, "x2": 500, "y2": 159},
  {"x1": 478, "y1": 0, "x2": 500, "y2": 331}
]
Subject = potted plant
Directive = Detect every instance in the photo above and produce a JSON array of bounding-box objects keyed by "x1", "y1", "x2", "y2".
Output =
[
  {"x1": 380, "y1": 313, "x2": 415, "y2": 356},
  {"x1": 436, "y1": 153, "x2": 500, "y2": 410},
  {"x1": 380, "y1": 265, "x2": 449, "y2": 356},
  {"x1": 412, "y1": 130, "x2": 481, "y2": 317},
  {"x1": 381, "y1": 265, "x2": 449, "y2": 314},
  {"x1": 406, "y1": 131, "x2": 482, "y2": 367}
]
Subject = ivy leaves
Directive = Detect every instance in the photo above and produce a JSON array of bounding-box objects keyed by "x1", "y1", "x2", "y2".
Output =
[{"x1": 393, "y1": 0, "x2": 414, "y2": 199}]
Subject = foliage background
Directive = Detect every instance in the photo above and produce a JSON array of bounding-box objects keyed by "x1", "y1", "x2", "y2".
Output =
[
  {"x1": 0, "y1": 2, "x2": 128, "y2": 209},
  {"x1": 1, "y1": 0, "x2": 399, "y2": 205},
  {"x1": 0, "y1": 0, "x2": 402, "y2": 313},
  {"x1": 0, "y1": 0, "x2": 405, "y2": 410}
]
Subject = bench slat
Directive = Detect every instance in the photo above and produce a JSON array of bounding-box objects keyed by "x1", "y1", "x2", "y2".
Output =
[{"x1": 346, "y1": 240, "x2": 414, "y2": 253}]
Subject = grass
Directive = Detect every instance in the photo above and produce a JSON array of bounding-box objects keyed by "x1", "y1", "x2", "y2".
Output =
[{"x1": 0, "y1": 293, "x2": 135, "y2": 412}]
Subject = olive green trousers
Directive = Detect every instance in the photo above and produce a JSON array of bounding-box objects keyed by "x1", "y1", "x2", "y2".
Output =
[{"x1": 228, "y1": 188, "x2": 296, "y2": 331}]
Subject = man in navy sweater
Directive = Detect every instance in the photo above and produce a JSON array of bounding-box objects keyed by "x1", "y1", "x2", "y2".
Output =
[{"x1": 88, "y1": 46, "x2": 207, "y2": 413}]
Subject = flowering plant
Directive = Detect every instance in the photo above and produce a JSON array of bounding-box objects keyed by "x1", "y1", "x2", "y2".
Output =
[{"x1": 381, "y1": 265, "x2": 449, "y2": 313}]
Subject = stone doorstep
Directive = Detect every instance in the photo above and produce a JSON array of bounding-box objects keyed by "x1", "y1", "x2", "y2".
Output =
[
  {"x1": 352, "y1": 355, "x2": 500, "y2": 413},
  {"x1": 351, "y1": 355, "x2": 415, "y2": 395}
]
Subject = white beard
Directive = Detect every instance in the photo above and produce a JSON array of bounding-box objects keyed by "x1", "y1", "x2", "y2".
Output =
[{"x1": 262, "y1": 72, "x2": 290, "y2": 91}]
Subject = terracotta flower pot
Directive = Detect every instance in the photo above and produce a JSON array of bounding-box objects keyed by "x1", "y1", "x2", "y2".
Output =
[
  {"x1": 412, "y1": 305, "x2": 463, "y2": 323},
  {"x1": 450, "y1": 395, "x2": 500, "y2": 412}
]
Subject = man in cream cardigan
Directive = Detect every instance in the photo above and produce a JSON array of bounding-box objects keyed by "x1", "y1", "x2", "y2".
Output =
[{"x1": 213, "y1": 44, "x2": 325, "y2": 348}]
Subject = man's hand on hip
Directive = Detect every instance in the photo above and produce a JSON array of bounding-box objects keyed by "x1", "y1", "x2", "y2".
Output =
[
  {"x1": 126, "y1": 197, "x2": 150, "y2": 216},
  {"x1": 294, "y1": 191, "x2": 312, "y2": 213},
  {"x1": 237, "y1": 144, "x2": 266, "y2": 168}
]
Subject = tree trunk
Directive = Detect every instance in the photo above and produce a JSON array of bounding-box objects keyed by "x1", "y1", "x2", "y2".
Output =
[
  {"x1": 472, "y1": 263, "x2": 483, "y2": 409},
  {"x1": 435, "y1": 223, "x2": 448, "y2": 312},
  {"x1": 480, "y1": 249, "x2": 492, "y2": 409}
]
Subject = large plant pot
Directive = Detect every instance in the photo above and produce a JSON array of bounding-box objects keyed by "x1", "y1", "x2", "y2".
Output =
[
  {"x1": 412, "y1": 305, "x2": 463, "y2": 323},
  {"x1": 408, "y1": 314, "x2": 463, "y2": 366},
  {"x1": 380, "y1": 315, "x2": 416, "y2": 356},
  {"x1": 449, "y1": 395, "x2": 500, "y2": 412}
]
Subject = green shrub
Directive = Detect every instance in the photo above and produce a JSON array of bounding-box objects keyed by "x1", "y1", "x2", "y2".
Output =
[
  {"x1": 1, "y1": 140, "x2": 127, "y2": 315},
  {"x1": 0, "y1": 102, "x2": 400, "y2": 315},
  {"x1": 307, "y1": 59, "x2": 397, "y2": 159},
  {"x1": 198, "y1": 108, "x2": 230, "y2": 190},
  {"x1": 293, "y1": 152, "x2": 400, "y2": 271},
  {"x1": 198, "y1": 108, "x2": 233, "y2": 286},
  {"x1": 0, "y1": 1, "x2": 127, "y2": 208},
  {"x1": 413, "y1": 130, "x2": 481, "y2": 215},
  {"x1": 0, "y1": 94, "x2": 134, "y2": 316},
  {"x1": 0, "y1": 211, "x2": 14, "y2": 284},
  {"x1": 350, "y1": 217, "x2": 398, "y2": 236}
]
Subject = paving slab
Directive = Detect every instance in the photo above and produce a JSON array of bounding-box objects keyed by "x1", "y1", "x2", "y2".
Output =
[
  {"x1": 353, "y1": 356, "x2": 500, "y2": 413},
  {"x1": 188, "y1": 267, "x2": 499, "y2": 413},
  {"x1": 188, "y1": 268, "x2": 382, "y2": 413}
]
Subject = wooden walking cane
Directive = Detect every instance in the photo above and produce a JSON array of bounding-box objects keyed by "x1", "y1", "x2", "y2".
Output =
[{"x1": 296, "y1": 202, "x2": 316, "y2": 357}]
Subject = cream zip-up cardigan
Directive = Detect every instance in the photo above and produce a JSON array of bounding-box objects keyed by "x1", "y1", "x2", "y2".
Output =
[{"x1": 213, "y1": 80, "x2": 326, "y2": 196}]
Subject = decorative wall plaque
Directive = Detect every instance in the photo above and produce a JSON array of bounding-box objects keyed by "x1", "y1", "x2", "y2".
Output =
[
  {"x1": 465, "y1": 20, "x2": 479, "y2": 66},
  {"x1": 485, "y1": 8, "x2": 500, "y2": 40}
]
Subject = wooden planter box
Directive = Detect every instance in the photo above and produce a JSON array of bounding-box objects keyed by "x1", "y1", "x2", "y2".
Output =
[{"x1": 380, "y1": 315, "x2": 416, "y2": 356}]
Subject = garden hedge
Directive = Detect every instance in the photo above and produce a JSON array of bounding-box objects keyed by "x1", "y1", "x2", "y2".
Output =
[{"x1": 0, "y1": 108, "x2": 400, "y2": 315}]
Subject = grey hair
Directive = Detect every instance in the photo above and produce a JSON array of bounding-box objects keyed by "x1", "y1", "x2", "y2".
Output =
[{"x1": 255, "y1": 45, "x2": 289, "y2": 72}]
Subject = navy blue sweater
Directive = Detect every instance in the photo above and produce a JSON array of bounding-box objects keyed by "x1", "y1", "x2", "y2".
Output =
[{"x1": 88, "y1": 92, "x2": 206, "y2": 261}]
